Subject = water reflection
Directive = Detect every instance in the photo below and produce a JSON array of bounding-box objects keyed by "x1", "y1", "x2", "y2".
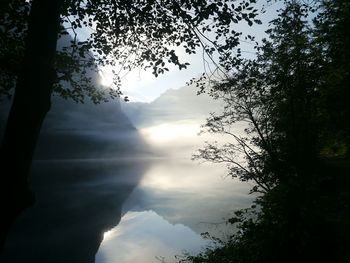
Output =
[
  {"x1": 128, "y1": 159, "x2": 253, "y2": 234},
  {"x1": 93, "y1": 120, "x2": 253, "y2": 263},
  {"x1": 96, "y1": 210, "x2": 212, "y2": 263},
  {"x1": 0, "y1": 159, "x2": 147, "y2": 263},
  {"x1": 1, "y1": 120, "x2": 253, "y2": 263},
  {"x1": 96, "y1": 159, "x2": 253, "y2": 263}
]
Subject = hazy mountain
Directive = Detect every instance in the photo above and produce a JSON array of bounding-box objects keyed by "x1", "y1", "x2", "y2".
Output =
[
  {"x1": 121, "y1": 83, "x2": 222, "y2": 127},
  {"x1": 0, "y1": 88, "x2": 148, "y2": 160},
  {"x1": 0, "y1": 36, "x2": 148, "y2": 160},
  {"x1": 37, "y1": 98, "x2": 148, "y2": 159}
]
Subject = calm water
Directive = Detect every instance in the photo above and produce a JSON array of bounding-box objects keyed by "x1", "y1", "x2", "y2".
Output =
[
  {"x1": 96, "y1": 158, "x2": 253, "y2": 263},
  {"x1": 94, "y1": 120, "x2": 253, "y2": 263},
  {"x1": 1, "y1": 121, "x2": 253, "y2": 263}
]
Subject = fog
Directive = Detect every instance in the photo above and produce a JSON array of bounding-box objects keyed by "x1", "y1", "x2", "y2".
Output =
[
  {"x1": 93, "y1": 81, "x2": 254, "y2": 263},
  {"x1": 1, "y1": 70, "x2": 253, "y2": 263}
]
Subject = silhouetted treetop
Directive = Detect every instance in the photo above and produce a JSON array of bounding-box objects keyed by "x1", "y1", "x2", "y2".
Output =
[
  {"x1": 0, "y1": 0, "x2": 30, "y2": 99},
  {"x1": 1, "y1": 0, "x2": 260, "y2": 102},
  {"x1": 187, "y1": 1, "x2": 350, "y2": 261}
]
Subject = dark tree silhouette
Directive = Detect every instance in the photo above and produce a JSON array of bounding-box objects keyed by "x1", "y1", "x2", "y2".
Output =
[
  {"x1": 0, "y1": 0, "x2": 260, "y2": 249},
  {"x1": 1, "y1": 0, "x2": 62, "y2": 248},
  {"x1": 194, "y1": 1, "x2": 318, "y2": 193},
  {"x1": 188, "y1": 1, "x2": 350, "y2": 262}
]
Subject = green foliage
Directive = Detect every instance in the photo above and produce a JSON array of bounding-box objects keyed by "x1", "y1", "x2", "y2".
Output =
[
  {"x1": 194, "y1": 1, "x2": 319, "y2": 193},
  {"x1": 0, "y1": 0, "x2": 30, "y2": 99},
  {"x1": 1, "y1": 0, "x2": 261, "y2": 103},
  {"x1": 188, "y1": 0, "x2": 350, "y2": 262},
  {"x1": 313, "y1": 0, "x2": 350, "y2": 158}
]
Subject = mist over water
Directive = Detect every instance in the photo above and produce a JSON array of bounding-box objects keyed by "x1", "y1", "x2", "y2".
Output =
[
  {"x1": 95, "y1": 86, "x2": 253, "y2": 263},
  {"x1": 95, "y1": 157, "x2": 252, "y2": 263},
  {"x1": 0, "y1": 83, "x2": 253, "y2": 263}
]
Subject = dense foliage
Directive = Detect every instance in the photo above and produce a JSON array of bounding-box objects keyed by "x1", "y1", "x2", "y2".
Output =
[
  {"x1": 188, "y1": 0, "x2": 350, "y2": 262},
  {"x1": 0, "y1": 0, "x2": 260, "y2": 102}
]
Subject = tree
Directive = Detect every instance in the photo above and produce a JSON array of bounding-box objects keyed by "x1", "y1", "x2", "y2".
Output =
[
  {"x1": 193, "y1": 59, "x2": 278, "y2": 194},
  {"x1": 194, "y1": 1, "x2": 317, "y2": 193},
  {"x1": 0, "y1": 0, "x2": 260, "y2": 248},
  {"x1": 188, "y1": 1, "x2": 350, "y2": 261},
  {"x1": 313, "y1": 0, "x2": 350, "y2": 158},
  {"x1": 1, "y1": 0, "x2": 63, "y2": 248}
]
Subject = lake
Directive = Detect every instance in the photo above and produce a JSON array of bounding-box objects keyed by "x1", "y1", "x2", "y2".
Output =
[
  {"x1": 96, "y1": 158, "x2": 253, "y2": 263},
  {"x1": 1, "y1": 121, "x2": 253, "y2": 263}
]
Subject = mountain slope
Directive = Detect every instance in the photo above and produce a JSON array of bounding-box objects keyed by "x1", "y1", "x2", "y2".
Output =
[
  {"x1": 0, "y1": 35, "x2": 148, "y2": 160},
  {"x1": 121, "y1": 83, "x2": 222, "y2": 127}
]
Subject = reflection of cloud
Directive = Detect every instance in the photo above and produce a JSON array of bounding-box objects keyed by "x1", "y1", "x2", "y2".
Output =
[
  {"x1": 96, "y1": 210, "x2": 212, "y2": 263},
  {"x1": 122, "y1": 159, "x2": 254, "y2": 237}
]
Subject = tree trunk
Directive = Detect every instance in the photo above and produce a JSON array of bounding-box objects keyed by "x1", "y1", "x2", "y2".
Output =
[{"x1": 0, "y1": 0, "x2": 62, "y2": 249}]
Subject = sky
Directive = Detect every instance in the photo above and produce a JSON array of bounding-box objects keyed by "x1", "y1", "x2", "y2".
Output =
[
  {"x1": 99, "y1": 34, "x2": 252, "y2": 103},
  {"x1": 91, "y1": 1, "x2": 282, "y2": 103},
  {"x1": 99, "y1": 50, "x2": 204, "y2": 102}
]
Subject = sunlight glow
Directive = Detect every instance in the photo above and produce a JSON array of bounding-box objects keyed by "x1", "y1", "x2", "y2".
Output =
[
  {"x1": 97, "y1": 44, "x2": 204, "y2": 103},
  {"x1": 99, "y1": 71, "x2": 114, "y2": 87},
  {"x1": 103, "y1": 228, "x2": 117, "y2": 241},
  {"x1": 141, "y1": 123, "x2": 200, "y2": 143}
]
